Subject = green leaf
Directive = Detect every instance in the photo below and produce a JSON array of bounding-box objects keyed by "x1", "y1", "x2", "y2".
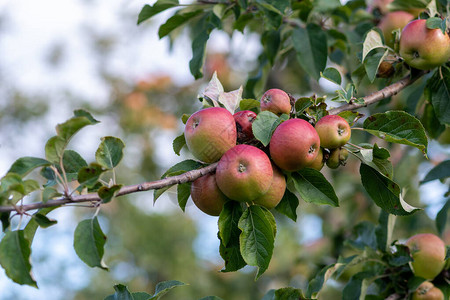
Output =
[
  {"x1": 239, "y1": 99, "x2": 260, "y2": 111},
  {"x1": 347, "y1": 221, "x2": 377, "y2": 250},
  {"x1": 177, "y1": 183, "x2": 191, "y2": 212},
  {"x1": 96, "y1": 137, "x2": 125, "y2": 169},
  {"x1": 98, "y1": 185, "x2": 123, "y2": 204},
  {"x1": 56, "y1": 115, "x2": 98, "y2": 142},
  {"x1": 275, "y1": 188, "x2": 299, "y2": 222},
  {"x1": 363, "y1": 111, "x2": 428, "y2": 155},
  {"x1": 104, "y1": 284, "x2": 135, "y2": 300},
  {"x1": 42, "y1": 186, "x2": 60, "y2": 203},
  {"x1": 321, "y1": 67, "x2": 342, "y2": 85},
  {"x1": 0, "y1": 212, "x2": 10, "y2": 232},
  {"x1": 198, "y1": 297, "x2": 224, "y2": 300},
  {"x1": 189, "y1": 14, "x2": 214, "y2": 80},
  {"x1": 342, "y1": 271, "x2": 376, "y2": 300},
  {"x1": 364, "y1": 49, "x2": 388, "y2": 83},
  {"x1": 63, "y1": 150, "x2": 88, "y2": 174},
  {"x1": 313, "y1": 0, "x2": 341, "y2": 11},
  {"x1": 293, "y1": 24, "x2": 328, "y2": 80},
  {"x1": 420, "y1": 160, "x2": 450, "y2": 184},
  {"x1": 45, "y1": 136, "x2": 66, "y2": 164},
  {"x1": 288, "y1": 169, "x2": 339, "y2": 207},
  {"x1": 7, "y1": 157, "x2": 51, "y2": 177},
  {"x1": 362, "y1": 29, "x2": 384, "y2": 62},
  {"x1": 387, "y1": 0, "x2": 429, "y2": 11},
  {"x1": 269, "y1": 287, "x2": 306, "y2": 300},
  {"x1": 238, "y1": 205, "x2": 276, "y2": 279},
  {"x1": 172, "y1": 133, "x2": 186, "y2": 156},
  {"x1": 262, "y1": 30, "x2": 280, "y2": 65},
  {"x1": 0, "y1": 230, "x2": 37, "y2": 287},
  {"x1": 348, "y1": 144, "x2": 393, "y2": 179},
  {"x1": 436, "y1": 199, "x2": 450, "y2": 236},
  {"x1": 388, "y1": 244, "x2": 412, "y2": 266},
  {"x1": 181, "y1": 114, "x2": 190, "y2": 124},
  {"x1": 132, "y1": 292, "x2": 153, "y2": 300},
  {"x1": 158, "y1": 10, "x2": 202, "y2": 38},
  {"x1": 306, "y1": 264, "x2": 338, "y2": 298},
  {"x1": 375, "y1": 210, "x2": 396, "y2": 252},
  {"x1": 252, "y1": 111, "x2": 288, "y2": 146},
  {"x1": 137, "y1": 0, "x2": 179, "y2": 25},
  {"x1": 295, "y1": 98, "x2": 313, "y2": 115},
  {"x1": 360, "y1": 164, "x2": 420, "y2": 215},
  {"x1": 426, "y1": 17, "x2": 446, "y2": 34},
  {"x1": 73, "y1": 217, "x2": 108, "y2": 270},
  {"x1": 338, "y1": 111, "x2": 363, "y2": 127},
  {"x1": 24, "y1": 207, "x2": 58, "y2": 242},
  {"x1": 426, "y1": 67, "x2": 450, "y2": 125},
  {"x1": 33, "y1": 213, "x2": 58, "y2": 228},
  {"x1": 78, "y1": 163, "x2": 106, "y2": 188},
  {"x1": 149, "y1": 280, "x2": 187, "y2": 300}
]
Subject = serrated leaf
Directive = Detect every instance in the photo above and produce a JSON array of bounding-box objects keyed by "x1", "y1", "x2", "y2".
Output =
[
  {"x1": 0, "y1": 230, "x2": 37, "y2": 287},
  {"x1": 363, "y1": 111, "x2": 428, "y2": 155},
  {"x1": 96, "y1": 137, "x2": 125, "y2": 169},
  {"x1": 218, "y1": 86, "x2": 243, "y2": 114},
  {"x1": 98, "y1": 185, "x2": 122, "y2": 204},
  {"x1": 420, "y1": 160, "x2": 450, "y2": 184},
  {"x1": 288, "y1": 169, "x2": 339, "y2": 207},
  {"x1": 426, "y1": 67, "x2": 450, "y2": 125},
  {"x1": 362, "y1": 29, "x2": 384, "y2": 62},
  {"x1": 78, "y1": 163, "x2": 106, "y2": 188},
  {"x1": 158, "y1": 10, "x2": 202, "y2": 38},
  {"x1": 252, "y1": 111, "x2": 287, "y2": 146},
  {"x1": 24, "y1": 207, "x2": 58, "y2": 242},
  {"x1": 7, "y1": 157, "x2": 51, "y2": 177},
  {"x1": 293, "y1": 24, "x2": 328, "y2": 80},
  {"x1": 360, "y1": 164, "x2": 420, "y2": 215},
  {"x1": 150, "y1": 280, "x2": 187, "y2": 300},
  {"x1": 177, "y1": 183, "x2": 191, "y2": 212},
  {"x1": 172, "y1": 133, "x2": 186, "y2": 156},
  {"x1": 275, "y1": 188, "x2": 299, "y2": 222},
  {"x1": 321, "y1": 67, "x2": 342, "y2": 85},
  {"x1": 73, "y1": 217, "x2": 108, "y2": 270},
  {"x1": 137, "y1": 0, "x2": 179, "y2": 25},
  {"x1": 436, "y1": 199, "x2": 450, "y2": 236},
  {"x1": 238, "y1": 205, "x2": 276, "y2": 279},
  {"x1": 295, "y1": 98, "x2": 313, "y2": 115}
]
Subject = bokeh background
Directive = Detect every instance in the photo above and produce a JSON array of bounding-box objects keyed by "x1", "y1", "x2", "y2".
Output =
[{"x1": 0, "y1": 0, "x2": 449, "y2": 299}]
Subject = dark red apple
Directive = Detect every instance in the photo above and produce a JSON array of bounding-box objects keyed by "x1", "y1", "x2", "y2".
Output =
[{"x1": 233, "y1": 110, "x2": 257, "y2": 143}]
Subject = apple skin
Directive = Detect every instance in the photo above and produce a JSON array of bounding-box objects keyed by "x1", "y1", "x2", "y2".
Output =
[
  {"x1": 412, "y1": 281, "x2": 444, "y2": 300},
  {"x1": 270, "y1": 119, "x2": 320, "y2": 171},
  {"x1": 406, "y1": 233, "x2": 446, "y2": 280},
  {"x1": 315, "y1": 115, "x2": 351, "y2": 149},
  {"x1": 253, "y1": 164, "x2": 286, "y2": 209},
  {"x1": 185, "y1": 107, "x2": 237, "y2": 163},
  {"x1": 399, "y1": 19, "x2": 450, "y2": 70},
  {"x1": 309, "y1": 148, "x2": 325, "y2": 171},
  {"x1": 378, "y1": 11, "x2": 414, "y2": 48},
  {"x1": 260, "y1": 89, "x2": 291, "y2": 116},
  {"x1": 215, "y1": 144, "x2": 273, "y2": 202},
  {"x1": 233, "y1": 110, "x2": 257, "y2": 143},
  {"x1": 190, "y1": 173, "x2": 228, "y2": 216},
  {"x1": 326, "y1": 147, "x2": 349, "y2": 169}
]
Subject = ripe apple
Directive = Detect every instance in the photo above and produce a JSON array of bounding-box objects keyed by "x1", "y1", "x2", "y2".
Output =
[
  {"x1": 233, "y1": 110, "x2": 257, "y2": 143},
  {"x1": 260, "y1": 88, "x2": 291, "y2": 116},
  {"x1": 309, "y1": 148, "x2": 325, "y2": 171},
  {"x1": 378, "y1": 11, "x2": 414, "y2": 48},
  {"x1": 215, "y1": 144, "x2": 273, "y2": 202},
  {"x1": 315, "y1": 115, "x2": 351, "y2": 149},
  {"x1": 406, "y1": 233, "x2": 446, "y2": 280},
  {"x1": 253, "y1": 164, "x2": 286, "y2": 209},
  {"x1": 190, "y1": 173, "x2": 228, "y2": 216},
  {"x1": 399, "y1": 19, "x2": 450, "y2": 70},
  {"x1": 270, "y1": 119, "x2": 320, "y2": 171},
  {"x1": 412, "y1": 281, "x2": 444, "y2": 300},
  {"x1": 185, "y1": 107, "x2": 237, "y2": 163},
  {"x1": 326, "y1": 147, "x2": 349, "y2": 169}
]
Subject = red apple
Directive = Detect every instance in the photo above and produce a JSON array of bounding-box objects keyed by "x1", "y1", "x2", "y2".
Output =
[
  {"x1": 412, "y1": 281, "x2": 444, "y2": 300},
  {"x1": 406, "y1": 233, "x2": 446, "y2": 280},
  {"x1": 378, "y1": 11, "x2": 414, "y2": 48},
  {"x1": 270, "y1": 119, "x2": 320, "y2": 171},
  {"x1": 253, "y1": 163, "x2": 286, "y2": 209},
  {"x1": 260, "y1": 89, "x2": 291, "y2": 116},
  {"x1": 315, "y1": 115, "x2": 351, "y2": 149},
  {"x1": 399, "y1": 19, "x2": 450, "y2": 70},
  {"x1": 233, "y1": 110, "x2": 257, "y2": 143},
  {"x1": 309, "y1": 148, "x2": 325, "y2": 171},
  {"x1": 326, "y1": 147, "x2": 349, "y2": 169},
  {"x1": 216, "y1": 144, "x2": 273, "y2": 202},
  {"x1": 185, "y1": 107, "x2": 237, "y2": 163},
  {"x1": 190, "y1": 173, "x2": 228, "y2": 216}
]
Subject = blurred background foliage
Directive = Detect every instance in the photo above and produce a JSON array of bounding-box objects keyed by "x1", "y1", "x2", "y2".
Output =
[{"x1": 0, "y1": 0, "x2": 448, "y2": 299}]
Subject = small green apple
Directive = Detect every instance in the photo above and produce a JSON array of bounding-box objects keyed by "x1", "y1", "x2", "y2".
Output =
[
  {"x1": 309, "y1": 148, "x2": 325, "y2": 171},
  {"x1": 412, "y1": 281, "x2": 444, "y2": 300},
  {"x1": 326, "y1": 147, "x2": 349, "y2": 169}
]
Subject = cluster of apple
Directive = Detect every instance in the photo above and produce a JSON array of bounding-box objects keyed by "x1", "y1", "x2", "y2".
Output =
[
  {"x1": 375, "y1": 0, "x2": 450, "y2": 71},
  {"x1": 405, "y1": 233, "x2": 447, "y2": 300},
  {"x1": 185, "y1": 88, "x2": 351, "y2": 216}
]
